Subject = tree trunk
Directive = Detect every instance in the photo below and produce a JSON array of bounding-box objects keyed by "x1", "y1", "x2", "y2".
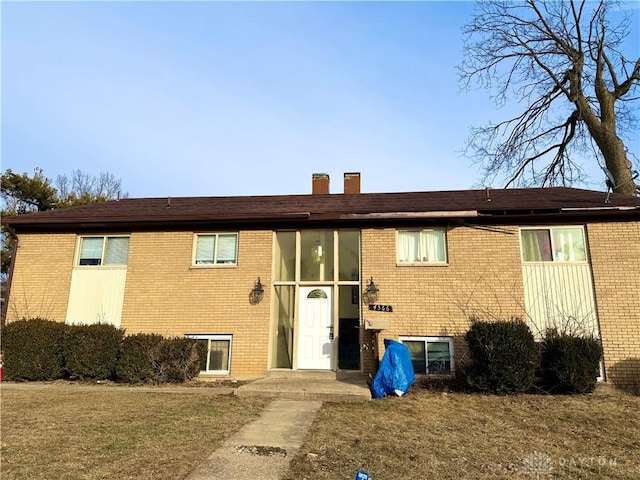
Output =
[{"x1": 589, "y1": 124, "x2": 637, "y2": 196}]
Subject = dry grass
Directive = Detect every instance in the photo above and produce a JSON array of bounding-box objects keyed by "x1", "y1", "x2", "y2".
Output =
[
  {"x1": 0, "y1": 383, "x2": 267, "y2": 480},
  {"x1": 2, "y1": 382, "x2": 639, "y2": 479},
  {"x1": 284, "y1": 384, "x2": 640, "y2": 480}
]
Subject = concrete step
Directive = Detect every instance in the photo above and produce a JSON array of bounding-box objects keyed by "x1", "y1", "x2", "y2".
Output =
[{"x1": 235, "y1": 370, "x2": 371, "y2": 402}]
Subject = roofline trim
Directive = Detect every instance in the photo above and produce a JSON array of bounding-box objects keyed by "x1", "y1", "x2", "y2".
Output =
[
  {"x1": 2, "y1": 212, "x2": 313, "y2": 226},
  {"x1": 341, "y1": 210, "x2": 479, "y2": 219},
  {"x1": 560, "y1": 206, "x2": 639, "y2": 212}
]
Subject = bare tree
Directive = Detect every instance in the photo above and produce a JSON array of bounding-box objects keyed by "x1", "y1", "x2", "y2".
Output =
[
  {"x1": 55, "y1": 170, "x2": 128, "y2": 207},
  {"x1": 460, "y1": 0, "x2": 640, "y2": 196},
  {"x1": 2, "y1": 168, "x2": 127, "y2": 276}
]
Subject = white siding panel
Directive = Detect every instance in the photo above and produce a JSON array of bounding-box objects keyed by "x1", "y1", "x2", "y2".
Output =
[
  {"x1": 66, "y1": 269, "x2": 127, "y2": 327},
  {"x1": 523, "y1": 264, "x2": 599, "y2": 338}
]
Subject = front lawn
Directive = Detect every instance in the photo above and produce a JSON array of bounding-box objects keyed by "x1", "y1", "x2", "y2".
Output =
[
  {"x1": 0, "y1": 384, "x2": 266, "y2": 480},
  {"x1": 2, "y1": 382, "x2": 638, "y2": 479},
  {"x1": 285, "y1": 384, "x2": 640, "y2": 480}
]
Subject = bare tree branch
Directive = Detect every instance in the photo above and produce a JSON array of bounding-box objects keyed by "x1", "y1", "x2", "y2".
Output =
[{"x1": 460, "y1": 0, "x2": 640, "y2": 196}]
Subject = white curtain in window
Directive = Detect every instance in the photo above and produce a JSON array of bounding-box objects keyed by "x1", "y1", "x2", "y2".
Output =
[
  {"x1": 552, "y1": 228, "x2": 586, "y2": 262},
  {"x1": 208, "y1": 340, "x2": 230, "y2": 371},
  {"x1": 521, "y1": 230, "x2": 552, "y2": 262},
  {"x1": 216, "y1": 235, "x2": 237, "y2": 263},
  {"x1": 104, "y1": 237, "x2": 130, "y2": 265},
  {"x1": 422, "y1": 230, "x2": 445, "y2": 262},
  {"x1": 195, "y1": 236, "x2": 216, "y2": 264},
  {"x1": 398, "y1": 231, "x2": 420, "y2": 262}
]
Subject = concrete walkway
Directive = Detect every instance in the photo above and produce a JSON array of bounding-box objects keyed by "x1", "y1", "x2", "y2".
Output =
[{"x1": 185, "y1": 399, "x2": 322, "y2": 480}]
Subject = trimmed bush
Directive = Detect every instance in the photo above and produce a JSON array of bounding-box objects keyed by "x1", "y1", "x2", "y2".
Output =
[
  {"x1": 1, "y1": 318, "x2": 203, "y2": 384},
  {"x1": 64, "y1": 323, "x2": 124, "y2": 380},
  {"x1": 154, "y1": 337, "x2": 204, "y2": 383},
  {"x1": 465, "y1": 318, "x2": 538, "y2": 394},
  {"x1": 540, "y1": 331, "x2": 603, "y2": 394},
  {"x1": 0, "y1": 318, "x2": 66, "y2": 381},
  {"x1": 116, "y1": 333, "x2": 164, "y2": 383}
]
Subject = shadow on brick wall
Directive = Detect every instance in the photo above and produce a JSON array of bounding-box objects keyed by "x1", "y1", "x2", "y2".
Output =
[{"x1": 607, "y1": 358, "x2": 640, "y2": 396}]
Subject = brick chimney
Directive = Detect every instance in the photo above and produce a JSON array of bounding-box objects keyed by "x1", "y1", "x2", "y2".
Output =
[
  {"x1": 312, "y1": 173, "x2": 330, "y2": 194},
  {"x1": 344, "y1": 172, "x2": 361, "y2": 194}
]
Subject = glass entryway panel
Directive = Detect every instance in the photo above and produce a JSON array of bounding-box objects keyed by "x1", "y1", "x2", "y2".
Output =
[
  {"x1": 338, "y1": 285, "x2": 360, "y2": 370},
  {"x1": 300, "y1": 230, "x2": 334, "y2": 281},
  {"x1": 274, "y1": 231, "x2": 296, "y2": 281},
  {"x1": 271, "y1": 285, "x2": 295, "y2": 368},
  {"x1": 339, "y1": 229, "x2": 360, "y2": 281}
]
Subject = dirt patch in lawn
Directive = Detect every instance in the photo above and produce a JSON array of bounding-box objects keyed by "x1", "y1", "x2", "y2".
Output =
[
  {"x1": 0, "y1": 383, "x2": 267, "y2": 480},
  {"x1": 284, "y1": 384, "x2": 640, "y2": 480}
]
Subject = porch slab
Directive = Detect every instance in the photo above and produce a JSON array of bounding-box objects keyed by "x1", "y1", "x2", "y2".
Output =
[{"x1": 234, "y1": 370, "x2": 371, "y2": 402}]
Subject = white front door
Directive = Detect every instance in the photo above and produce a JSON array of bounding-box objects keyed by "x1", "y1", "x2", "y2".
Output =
[{"x1": 297, "y1": 286, "x2": 333, "y2": 370}]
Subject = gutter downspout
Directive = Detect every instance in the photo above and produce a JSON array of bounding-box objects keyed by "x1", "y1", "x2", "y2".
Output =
[{"x1": 1, "y1": 224, "x2": 18, "y2": 325}]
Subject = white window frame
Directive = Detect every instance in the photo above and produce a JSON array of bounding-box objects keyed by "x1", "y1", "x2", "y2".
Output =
[
  {"x1": 187, "y1": 334, "x2": 232, "y2": 375},
  {"x1": 399, "y1": 336, "x2": 455, "y2": 377},
  {"x1": 192, "y1": 233, "x2": 238, "y2": 267},
  {"x1": 76, "y1": 235, "x2": 130, "y2": 267},
  {"x1": 396, "y1": 228, "x2": 448, "y2": 265},
  {"x1": 519, "y1": 226, "x2": 588, "y2": 263}
]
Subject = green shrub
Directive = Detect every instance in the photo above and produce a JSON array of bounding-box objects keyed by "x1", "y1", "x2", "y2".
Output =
[
  {"x1": 116, "y1": 333, "x2": 164, "y2": 383},
  {"x1": 154, "y1": 337, "x2": 203, "y2": 383},
  {"x1": 64, "y1": 324, "x2": 124, "y2": 380},
  {"x1": 540, "y1": 330, "x2": 603, "y2": 394},
  {"x1": 465, "y1": 318, "x2": 538, "y2": 394},
  {"x1": 0, "y1": 318, "x2": 66, "y2": 381}
]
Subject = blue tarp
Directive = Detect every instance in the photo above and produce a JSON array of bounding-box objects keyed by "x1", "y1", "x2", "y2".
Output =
[{"x1": 371, "y1": 339, "x2": 415, "y2": 399}]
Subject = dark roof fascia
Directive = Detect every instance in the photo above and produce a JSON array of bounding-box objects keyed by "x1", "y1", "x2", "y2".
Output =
[{"x1": 6, "y1": 207, "x2": 639, "y2": 235}]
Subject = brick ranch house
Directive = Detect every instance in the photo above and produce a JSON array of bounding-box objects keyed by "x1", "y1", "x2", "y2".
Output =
[{"x1": 2, "y1": 173, "x2": 639, "y2": 388}]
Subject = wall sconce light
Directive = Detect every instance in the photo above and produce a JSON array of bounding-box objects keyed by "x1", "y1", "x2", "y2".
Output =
[
  {"x1": 365, "y1": 277, "x2": 379, "y2": 304},
  {"x1": 250, "y1": 277, "x2": 265, "y2": 305}
]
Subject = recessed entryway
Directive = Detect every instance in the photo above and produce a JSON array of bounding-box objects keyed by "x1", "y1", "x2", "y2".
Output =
[{"x1": 297, "y1": 286, "x2": 333, "y2": 370}]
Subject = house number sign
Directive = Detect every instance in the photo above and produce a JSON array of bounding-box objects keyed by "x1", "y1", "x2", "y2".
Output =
[{"x1": 369, "y1": 304, "x2": 393, "y2": 312}]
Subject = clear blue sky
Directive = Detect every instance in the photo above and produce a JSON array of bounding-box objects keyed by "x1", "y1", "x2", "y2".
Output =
[{"x1": 2, "y1": 1, "x2": 638, "y2": 198}]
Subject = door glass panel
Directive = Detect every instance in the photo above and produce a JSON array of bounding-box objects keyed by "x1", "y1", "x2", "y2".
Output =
[
  {"x1": 338, "y1": 285, "x2": 360, "y2": 370},
  {"x1": 307, "y1": 289, "x2": 327, "y2": 299},
  {"x1": 339, "y1": 229, "x2": 360, "y2": 281},
  {"x1": 274, "y1": 232, "x2": 296, "y2": 281},
  {"x1": 271, "y1": 285, "x2": 295, "y2": 368},
  {"x1": 300, "y1": 230, "x2": 334, "y2": 281}
]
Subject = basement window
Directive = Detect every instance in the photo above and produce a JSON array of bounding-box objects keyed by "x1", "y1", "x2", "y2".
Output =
[
  {"x1": 187, "y1": 334, "x2": 232, "y2": 375},
  {"x1": 78, "y1": 236, "x2": 130, "y2": 266},
  {"x1": 399, "y1": 336, "x2": 454, "y2": 376}
]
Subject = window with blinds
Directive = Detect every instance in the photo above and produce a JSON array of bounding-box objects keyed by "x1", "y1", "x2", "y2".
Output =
[
  {"x1": 193, "y1": 233, "x2": 238, "y2": 266},
  {"x1": 78, "y1": 236, "x2": 130, "y2": 266}
]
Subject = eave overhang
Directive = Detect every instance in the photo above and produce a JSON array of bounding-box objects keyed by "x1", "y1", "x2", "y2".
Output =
[{"x1": 3, "y1": 205, "x2": 638, "y2": 235}]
